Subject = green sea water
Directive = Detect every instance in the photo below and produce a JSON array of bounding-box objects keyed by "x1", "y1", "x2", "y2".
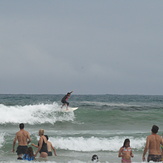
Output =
[{"x1": 0, "y1": 94, "x2": 163, "y2": 163}]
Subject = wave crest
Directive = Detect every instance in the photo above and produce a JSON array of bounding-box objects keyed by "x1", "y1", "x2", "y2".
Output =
[{"x1": 0, "y1": 103, "x2": 75, "y2": 124}]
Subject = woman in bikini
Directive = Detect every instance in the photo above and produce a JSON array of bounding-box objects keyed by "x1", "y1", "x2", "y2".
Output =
[{"x1": 118, "y1": 139, "x2": 134, "y2": 163}]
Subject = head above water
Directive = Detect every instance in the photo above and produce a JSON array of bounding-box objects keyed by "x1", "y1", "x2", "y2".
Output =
[
  {"x1": 19, "y1": 123, "x2": 24, "y2": 129},
  {"x1": 123, "y1": 138, "x2": 130, "y2": 147},
  {"x1": 91, "y1": 154, "x2": 99, "y2": 162},
  {"x1": 44, "y1": 135, "x2": 49, "y2": 140},
  {"x1": 39, "y1": 129, "x2": 44, "y2": 136},
  {"x1": 26, "y1": 147, "x2": 34, "y2": 157},
  {"x1": 151, "y1": 125, "x2": 159, "y2": 134}
]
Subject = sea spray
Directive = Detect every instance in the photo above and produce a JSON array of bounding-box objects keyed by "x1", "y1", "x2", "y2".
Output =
[
  {"x1": 0, "y1": 103, "x2": 75, "y2": 124},
  {"x1": 0, "y1": 94, "x2": 163, "y2": 162},
  {"x1": 49, "y1": 136, "x2": 146, "y2": 152}
]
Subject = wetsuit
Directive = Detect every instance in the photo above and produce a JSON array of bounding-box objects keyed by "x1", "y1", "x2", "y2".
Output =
[{"x1": 61, "y1": 92, "x2": 71, "y2": 106}]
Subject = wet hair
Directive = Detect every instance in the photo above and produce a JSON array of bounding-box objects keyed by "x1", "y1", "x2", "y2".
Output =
[
  {"x1": 44, "y1": 135, "x2": 49, "y2": 140},
  {"x1": 39, "y1": 129, "x2": 44, "y2": 135},
  {"x1": 151, "y1": 125, "x2": 159, "y2": 134},
  {"x1": 91, "y1": 154, "x2": 99, "y2": 162},
  {"x1": 25, "y1": 147, "x2": 34, "y2": 157},
  {"x1": 19, "y1": 123, "x2": 24, "y2": 129},
  {"x1": 122, "y1": 139, "x2": 130, "y2": 147}
]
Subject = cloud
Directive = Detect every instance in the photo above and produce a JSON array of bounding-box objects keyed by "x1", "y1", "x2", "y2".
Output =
[{"x1": 0, "y1": 0, "x2": 163, "y2": 94}]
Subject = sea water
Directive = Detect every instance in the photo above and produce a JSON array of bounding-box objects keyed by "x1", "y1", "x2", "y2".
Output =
[{"x1": 0, "y1": 94, "x2": 163, "y2": 163}]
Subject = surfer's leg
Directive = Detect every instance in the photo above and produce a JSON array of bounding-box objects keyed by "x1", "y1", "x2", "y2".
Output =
[
  {"x1": 61, "y1": 103, "x2": 65, "y2": 108},
  {"x1": 66, "y1": 102, "x2": 69, "y2": 110}
]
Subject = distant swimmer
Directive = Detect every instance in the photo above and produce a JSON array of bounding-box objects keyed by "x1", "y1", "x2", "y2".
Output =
[
  {"x1": 91, "y1": 154, "x2": 99, "y2": 162},
  {"x1": 61, "y1": 91, "x2": 73, "y2": 110}
]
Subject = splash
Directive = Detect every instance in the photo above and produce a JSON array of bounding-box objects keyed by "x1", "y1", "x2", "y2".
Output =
[
  {"x1": 49, "y1": 136, "x2": 146, "y2": 152},
  {"x1": 0, "y1": 103, "x2": 75, "y2": 124},
  {"x1": 0, "y1": 133, "x2": 5, "y2": 148}
]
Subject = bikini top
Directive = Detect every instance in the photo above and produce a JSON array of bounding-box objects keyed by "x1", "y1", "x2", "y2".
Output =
[{"x1": 122, "y1": 147, "x2": 132, "y2": 152}]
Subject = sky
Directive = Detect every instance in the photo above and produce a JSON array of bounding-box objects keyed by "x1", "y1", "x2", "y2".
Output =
[{"x1": 0, "y1": 0, "x2": 163, "y2": 95}]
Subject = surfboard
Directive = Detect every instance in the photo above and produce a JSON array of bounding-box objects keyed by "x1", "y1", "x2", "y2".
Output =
[{"x1": 61, "y1": 107, "x2": 78, "y2": 112}]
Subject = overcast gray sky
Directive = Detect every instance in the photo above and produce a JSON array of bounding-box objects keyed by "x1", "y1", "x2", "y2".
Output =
[{"x1": 0, "y1": 0, "x2": 163, "y2": 95}]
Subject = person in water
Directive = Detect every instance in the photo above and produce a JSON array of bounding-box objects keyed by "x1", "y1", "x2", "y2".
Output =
[
  {"x1": 12, "y1": 123, "x2": 31, "y2": 160},
  {"x1": 22, "y1": 147, "x2": 35, "y2": 161},
  {"x1": 142, "y1": 125, "x2": 163, "y2": 162},
  {"x1": 161, "y1": 133, "x2": 163, "y2": 161},
  {"x1": 118, "y1": 138, "x2": 134, "y2": 163},
  {"x1": 33, "y1": 129, "x2": 48, "y2": 158},
  {"x1": 61, "y1": 91, "x2": 73, "y2": 109},
  {"x1": 44, "y1": 135, "x2": 57, "y2": 156},
  {"x1": 91, "y1": 154, "x2": 99, "y2": 162}
]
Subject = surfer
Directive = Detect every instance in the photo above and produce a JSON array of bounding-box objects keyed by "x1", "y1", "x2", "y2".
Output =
[
  {"x1": 12, "y1": 123, "x2": 31, "y2": 160},
  {"x1": 142, "y1": 125, "x2": 163, "y2": 162},
  {"x1": 61, "y1": 91, "x2": 73, "y2": 110}
]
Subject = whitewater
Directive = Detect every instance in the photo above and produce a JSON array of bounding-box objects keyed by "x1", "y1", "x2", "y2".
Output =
[{"x1": 0, "y1": 94, "x2": 163, "y2": 163}]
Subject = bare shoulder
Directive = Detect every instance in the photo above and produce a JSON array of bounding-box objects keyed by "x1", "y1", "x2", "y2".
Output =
[
  {"x1": 148, "y1": 134, "x2": 162, "y2": 140},
  {"x1": 16, "y1": 130, "x2": 22, "y2": 135},
  {"x1": 47, "y1": 141, "x2": 51, "y2": 145},
  {"x1": 22, "y1": 130, "x2": 29, "y2": 134},
  {"x1": 25, "y1": 130, "x2": 30, "y2": 134},
  {"x1": 119, "y1": 147, "x2": 123, "y2": 151}
]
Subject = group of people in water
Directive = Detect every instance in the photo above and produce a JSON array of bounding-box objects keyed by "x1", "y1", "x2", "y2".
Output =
[
  {"x1": 12, "y1": 123, "x2": 163, "y2": 162},
  {"x1": 11, "y1": 91, "x2": 74, "y2": 161},
  {"x1": 117, "y1": 125, "x2": 163, "y2": 163},
  {"x1": 11, "y1": 92, "x2": 163, "y2": 162},
  {"x1": 12, "y1": 123, "x2": 57, "y2": 161},
  {"x1": 92, "y1": 125, "x2": 163, "y2": 163},
  {"x1": 60, "y1": 91, "x2": 163, "y2": 162}
]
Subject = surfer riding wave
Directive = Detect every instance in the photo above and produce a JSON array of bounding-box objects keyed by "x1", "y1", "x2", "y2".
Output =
[{"x1": 61, "y1": 91, "x2": 73, "y2": 110}]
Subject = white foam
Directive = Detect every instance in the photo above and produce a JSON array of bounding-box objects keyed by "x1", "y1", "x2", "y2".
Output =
[
  {"x1": 49, "y1": 136, "x2": 146, "y2": 152},
  {"x1": 0, "y1": 133, "x2": 5, "y2": 148},
  {"x1": 0, "y1": 103, "x2": 75, "y2": 124}
]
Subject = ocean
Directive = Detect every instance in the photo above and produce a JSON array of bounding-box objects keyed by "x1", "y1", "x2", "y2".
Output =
[{"x1": 0, "y1": 94, "x2": 163, "y2": 163}]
